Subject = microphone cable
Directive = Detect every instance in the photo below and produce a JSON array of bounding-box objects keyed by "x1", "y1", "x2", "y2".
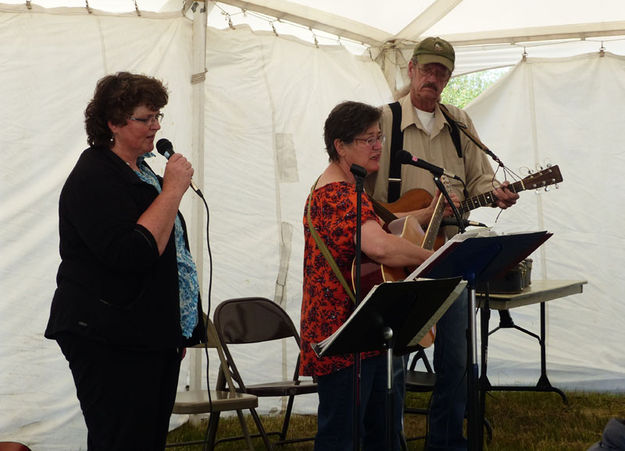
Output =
[
  {"x1": 158, "y1": 146, "x2": 215, "y2": 443},
  {"x1": 193, "y1": 179, "x2": 217, "y2": 451}
]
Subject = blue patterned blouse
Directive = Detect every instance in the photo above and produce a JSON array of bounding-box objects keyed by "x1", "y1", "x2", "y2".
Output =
[{"x1": 133, "y1": 153, "x2": 199, "y2": 338}]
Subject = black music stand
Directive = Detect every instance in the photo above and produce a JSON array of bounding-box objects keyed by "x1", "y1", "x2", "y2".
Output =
[
  {"x1": 313, "y1": 277, "x2": 466, "y2": 450},
  {"x1": 407, "y1": 229, "x2": 552, "y2": 450}
]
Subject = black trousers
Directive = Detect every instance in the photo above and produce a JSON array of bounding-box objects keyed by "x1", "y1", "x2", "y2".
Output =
[{"x1": 57, "y1": 333, "x2": 182, "y2": 451}]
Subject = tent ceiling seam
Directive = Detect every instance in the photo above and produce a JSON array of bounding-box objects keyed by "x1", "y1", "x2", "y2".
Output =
[
  {"x1": 441, "y1": 22, "x2": 625, "y2": 47},
  {"x1": 395, "y1": 0, "x2": 463, "y2": 41},
  {"x1": 213, "y1": 0, "x2": 389, "y2": 46}
]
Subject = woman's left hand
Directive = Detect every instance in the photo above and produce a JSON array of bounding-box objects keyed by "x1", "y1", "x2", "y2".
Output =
[{"x1": 440, "y1": 190, "x2": 461, "y2": 217}]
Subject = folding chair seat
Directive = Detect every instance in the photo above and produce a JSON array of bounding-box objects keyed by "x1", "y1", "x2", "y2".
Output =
[
  {"x1": 166, "y1": 319, "x2": 260, "y2": 450},
  {"x1": 213, "y1": 297, "x2": 318, "y2": 448}
]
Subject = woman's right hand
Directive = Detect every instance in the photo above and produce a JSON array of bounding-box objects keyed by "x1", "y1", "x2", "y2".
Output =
[
  {"x1": 162, "y1": 153, "x2": 194, "y2": 197},
  {"x1": 139, "y1": 153, "x2": 194, "y2": 254}
]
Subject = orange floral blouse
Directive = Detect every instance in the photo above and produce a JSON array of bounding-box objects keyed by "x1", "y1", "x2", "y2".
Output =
[{"x1": 300, "y1": 182, "x2": 381, "y2": 377}]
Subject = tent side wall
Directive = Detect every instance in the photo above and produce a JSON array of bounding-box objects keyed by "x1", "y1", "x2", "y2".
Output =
[
  {"x1": 466, "y1": 53, "x2": 625, "y2": 391},
  {"x1": 2, "y1": 7, "x2": 625, "y2": 450}
]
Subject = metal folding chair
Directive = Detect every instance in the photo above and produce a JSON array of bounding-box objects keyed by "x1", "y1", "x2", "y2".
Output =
[
  {"x1": 167, "y1": 319, "x2": 260, "y2": 450},
  {"x1": 214, "y1": 297, "x2": 317, "y2": 448}
]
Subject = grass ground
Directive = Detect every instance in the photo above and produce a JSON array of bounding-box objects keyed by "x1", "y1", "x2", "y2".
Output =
[{"x1": 166, "y1": 391, "x2": 625, "y2": 450}]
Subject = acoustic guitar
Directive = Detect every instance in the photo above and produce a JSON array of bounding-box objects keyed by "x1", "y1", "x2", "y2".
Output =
[
  {"x1": 349, "y1": 184, "x2": 448, "y2": 348},
  {"x1": 350, "y1": 165, "x2": 563, "y2": 347}
]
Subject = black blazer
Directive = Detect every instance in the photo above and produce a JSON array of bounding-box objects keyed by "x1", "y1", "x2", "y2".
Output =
[{"x1": 45, "y1": 146, "x2": 205, "y2": 348}]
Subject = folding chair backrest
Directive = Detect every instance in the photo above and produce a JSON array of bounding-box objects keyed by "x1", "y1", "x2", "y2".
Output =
[
  {"x1": 194, "y1": 317, "x2": 238, "y2": 394},
  {"x1": 215, "y1": 297, "x2": 299, "y2": 346},
  {"x1": 212, "y1": 297, "x2": 316, "y2": 447}
]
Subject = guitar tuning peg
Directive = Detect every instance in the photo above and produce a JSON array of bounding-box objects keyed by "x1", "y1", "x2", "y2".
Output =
[
  {"x1": 544, "y1": 186, "x2": 550, "y2": 192},
  {"x1": 554, "y1": 183, "x2": 559, "y2": 189}
]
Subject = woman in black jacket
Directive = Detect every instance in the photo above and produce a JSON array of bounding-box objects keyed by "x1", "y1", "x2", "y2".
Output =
[{"x1": 45, "y1": 72, "x2": 205, "y2": 450}]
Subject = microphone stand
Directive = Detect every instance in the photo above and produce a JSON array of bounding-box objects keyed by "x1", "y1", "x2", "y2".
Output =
[
  {"x1": 432, "y1": 176, "x2": 465, "y2": 234},
  {"x1": 351, "y1": 164, "x2": 365, "y2": 304},
  {"x1": 464, "y1": 134, "x2": 505, "y2": 169},
  {"x1": 432, "y1": 173, "x2": 481, "y2": 449},
  {"x1": 350, "y1": 163, "x2": 367, "y2": 451},
  {"x1": 439, "y1": 103, "x2": 505, "y2": 169},
  {"x1": 351, "y1": 164, "x2": 399, "y2": 450}
]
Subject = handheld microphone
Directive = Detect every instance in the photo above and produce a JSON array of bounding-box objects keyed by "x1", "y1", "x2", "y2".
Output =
[
  {"x1": 397, "y1": 149, "x2": 462, "y2": 181},
  {"x1": 156, "y1": 138, "x2": 203, "y2": 197}
]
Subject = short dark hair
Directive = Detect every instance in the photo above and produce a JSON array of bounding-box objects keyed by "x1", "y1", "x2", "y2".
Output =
[
  {"x1": 323, "y1": 101, "x2": 381, "y2": 162},
  {"x1": 84, "y1": 72, "x2": 168, "y2": 148}
]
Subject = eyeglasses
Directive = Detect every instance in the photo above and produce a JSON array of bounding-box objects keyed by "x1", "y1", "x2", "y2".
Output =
[
  {"x1": 417, "y1": 65, "x2": 451, "y2": 81},
  {"x1": 354, "y1": 135, "x2": 385, "y2": 148},
  {"x1": 129, "y1": 112, "x2": 164, "y2": 126}
]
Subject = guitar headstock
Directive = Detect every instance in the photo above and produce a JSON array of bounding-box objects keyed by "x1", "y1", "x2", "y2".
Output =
[{"x1": 521, "y1": 165, "x2": 563, "y2": 190}]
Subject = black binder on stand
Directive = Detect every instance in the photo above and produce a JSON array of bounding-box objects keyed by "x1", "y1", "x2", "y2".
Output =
[
  {"x1": 312, "y1": 277, "x2": 466, "y2": 358},
  {"x1": 406, "y1": 229, "x2": 552, "y2": 450},
  {"x1": 408, "y1": 230, "x2": 552, "y2": 283}
]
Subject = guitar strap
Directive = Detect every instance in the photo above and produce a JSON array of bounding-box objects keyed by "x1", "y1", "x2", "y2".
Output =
[
  {"x1": 306, "y1": 181, "x2": 356, "y2": 304},
  {"x1": 387, "y1": 101, "x2": 403, "y2": 203},
  {"x1": 387, "y1": 101, "x2": 463, "y2": 203},
  {"x1": 438, "y1": 103, "x2": 464, "y2": 159}
]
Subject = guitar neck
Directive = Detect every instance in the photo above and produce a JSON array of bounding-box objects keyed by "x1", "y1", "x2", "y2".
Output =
[
  {"x1": 459, "y1": 179, "x2": 525, "y2": 214},
  {"x1": 422, "y1": 195, "x2": 445, "y2": 250},
  {"x1": 367, "y1": 165, "x2": 561, "y2": 239}
]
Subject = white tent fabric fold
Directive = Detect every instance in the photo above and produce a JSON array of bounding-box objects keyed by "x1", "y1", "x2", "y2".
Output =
[{"x1": 1, "y1": 5, "x2": 625, "y2": 450}]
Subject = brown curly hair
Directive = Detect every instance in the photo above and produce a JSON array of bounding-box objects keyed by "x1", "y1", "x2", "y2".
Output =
[{"x1": 85, "y1": 72, "x2": 168, "y2": 148}]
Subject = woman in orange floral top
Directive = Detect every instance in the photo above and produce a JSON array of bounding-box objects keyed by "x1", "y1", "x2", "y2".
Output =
[{"x1": 301, "y1": 101, "x2": 433, "y2": 450}]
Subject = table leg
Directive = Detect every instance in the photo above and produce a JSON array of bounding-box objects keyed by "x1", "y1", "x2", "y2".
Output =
[{"x1": 484, "y1": 301, "x2": 567, "y2": 404}]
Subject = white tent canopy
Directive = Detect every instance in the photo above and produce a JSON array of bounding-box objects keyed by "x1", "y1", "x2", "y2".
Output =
[{"x1": 1, "y1": 1, "x2": 625, "y2": 449}]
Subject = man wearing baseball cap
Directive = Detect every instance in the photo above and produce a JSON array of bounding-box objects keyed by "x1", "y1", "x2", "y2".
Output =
[{"x1": 366, "y1": 37, "x2": 518, "y2": 450}]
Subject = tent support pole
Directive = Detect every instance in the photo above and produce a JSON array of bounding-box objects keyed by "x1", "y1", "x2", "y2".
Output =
[{"x1": 189, "y1": 1, "x2": 208, "y2": 426}]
